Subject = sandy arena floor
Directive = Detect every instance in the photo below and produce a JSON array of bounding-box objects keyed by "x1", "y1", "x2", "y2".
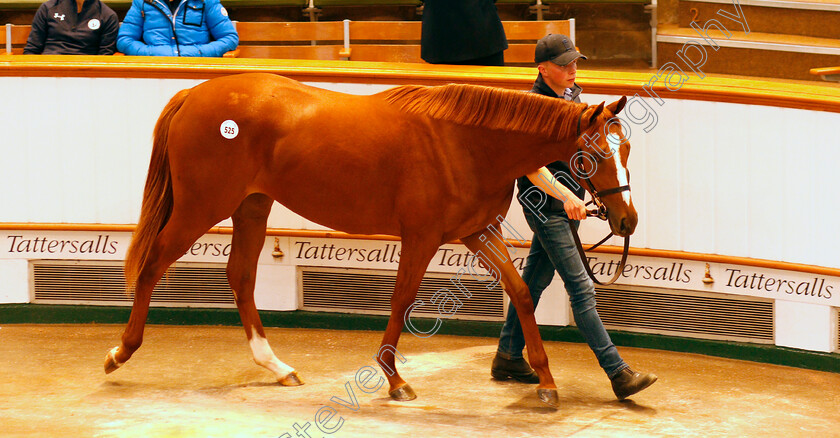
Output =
[{"x1": 1, "y1": 324, "x2": 838, "y2": 438}]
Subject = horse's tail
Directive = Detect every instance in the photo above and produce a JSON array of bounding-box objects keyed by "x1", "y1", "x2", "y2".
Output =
[{"x1": 125, "y1": 88, "x2": 191, "y2": 291}]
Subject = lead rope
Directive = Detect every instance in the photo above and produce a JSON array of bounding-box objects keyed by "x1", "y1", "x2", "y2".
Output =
[{"x1": 570, "y1": 223, "x2": 630, "y2": 286}]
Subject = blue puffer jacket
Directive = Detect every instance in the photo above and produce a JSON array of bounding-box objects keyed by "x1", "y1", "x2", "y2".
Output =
[{"x1": 117, "y1": 0, "x2": 238, "y2": 57}]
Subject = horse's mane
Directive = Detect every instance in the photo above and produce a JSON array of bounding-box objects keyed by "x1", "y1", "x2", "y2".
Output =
[{"x1": 380, "y1": 83, "x2": 586, "y2": 141}]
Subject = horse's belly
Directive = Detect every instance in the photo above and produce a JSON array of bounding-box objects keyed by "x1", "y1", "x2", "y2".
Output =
[
  {"x1": 257, "y1": 160, "x2": 404, "y2": 236},
  {"x1": 273, "y1": 190, "x2": 403, "y2": 236}
]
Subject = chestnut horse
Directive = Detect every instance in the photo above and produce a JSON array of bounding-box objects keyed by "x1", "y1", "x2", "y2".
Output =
[{"x1": 104, "y1": 73, "x2": 635, "y2": 406}]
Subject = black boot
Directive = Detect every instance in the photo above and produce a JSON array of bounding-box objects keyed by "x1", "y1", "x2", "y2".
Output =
[
  {"x1": 610, "y1": 367, "x2": 658, "y2": 400},
  {"x1": 491, "y1": 353, "x2": 540, "y2": 384}
]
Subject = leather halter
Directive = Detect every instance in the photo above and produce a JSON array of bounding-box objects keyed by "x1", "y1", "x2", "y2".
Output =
[{"x1": 571, "y1": 109, "x2": 631, "y2": 286}]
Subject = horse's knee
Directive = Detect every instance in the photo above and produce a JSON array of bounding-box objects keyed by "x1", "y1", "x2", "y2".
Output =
[
  {"x1": 227, "y1": 266, "x2": 256, "y2": 298},
  {"x1": 233, "y1": 290, "x2": 256, "y2": 308},
  {"x1": 507, "y1": 284, "x2": 535, "y2": 315}
]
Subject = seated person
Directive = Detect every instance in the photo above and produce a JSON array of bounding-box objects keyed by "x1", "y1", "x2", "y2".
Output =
[
  {"x1": 23, "y1": 0, "x2": 119, "y2": 55},
  {"x1": 117, "y1": 0, "x2": 238, "y2": 57}
]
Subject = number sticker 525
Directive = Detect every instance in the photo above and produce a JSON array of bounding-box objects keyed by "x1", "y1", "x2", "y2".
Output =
[{"x1": 220, "y1": 120, "x2": 239, "y2": 139}]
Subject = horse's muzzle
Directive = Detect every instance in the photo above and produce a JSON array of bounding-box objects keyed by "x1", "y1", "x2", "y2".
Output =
[{"x1": 614, "y1": 214, "x2": 638, "y2": 237}]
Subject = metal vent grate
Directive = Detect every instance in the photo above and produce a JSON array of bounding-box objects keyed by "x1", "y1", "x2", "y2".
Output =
[
  {"x1": 33, "y1": 261, "x2": 235, "y2": 308},
  {"x1": 593, "y1": 286, "x2": 774, "y2": 343},
  {"x1": 301, "y1": 267, "x2": 504, "y2": 321}
]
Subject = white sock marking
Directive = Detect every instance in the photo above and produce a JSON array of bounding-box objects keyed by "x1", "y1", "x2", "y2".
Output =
[
  {"x1": 248, "y1": 327, "x2": 294, "y2": 379},
  {"x1": 108, "y1": 346, "x2": 123, "y2": 367}
]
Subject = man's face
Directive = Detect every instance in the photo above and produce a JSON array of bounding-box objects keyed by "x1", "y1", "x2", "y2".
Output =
[{"x1": 538, "y1": 59, "x2": 578, "y2": 94}]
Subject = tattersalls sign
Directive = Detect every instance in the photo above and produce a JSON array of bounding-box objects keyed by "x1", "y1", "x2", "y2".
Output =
[
  {"x1": 293, "y1": 241, "x2": 402, "y2": 265},
  {"x1": 6, "y1": 234, "x2": 119, "y2": 255},
  {"x1": 585, "y1": 258, "x2": 692, "y2": 284},
  {"x1": 722, "y1": 268, "x2": 832, "y2": 300},
  {"x1": 290, "y1": 238, "x2": 527, "y2": 272},
  {"x1": 0, "y1": 232, "x2": 236, "y2": 263},
  {"x1": 2, "y1": 231, "x2": 837, "y2": 307},
  {"x1": 2, "y1": 233, "x2": 126, "y2": 259},
  {"x1": 292, "y1": 239, "x2": 528, "y2": 270},
  {"x1": 290, "y1": 238, "x2": 840, "y2": 307},
  {"x1": 583, "y1": 254, "x2": 838, "y2": 307}
]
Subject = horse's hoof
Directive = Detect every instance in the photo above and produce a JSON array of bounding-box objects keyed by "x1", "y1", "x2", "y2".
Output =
[
  {"x1": 537, "y1": 388, "x2": 559, "y2": 408},
  {"x1": 104, "y1": 347, "x2": 123, "y2": 374},
  {"x1": 388, "y1": 383, "x2": 417, "y2": 401},
  {"x1": 278, "y1": 371, "x2": 304, "y2": 386}
]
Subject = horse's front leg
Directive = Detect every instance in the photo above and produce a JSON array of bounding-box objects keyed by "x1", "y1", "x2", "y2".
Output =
[
  {"x1": 376, "y1": 236, "x2": 440, "y2": 401},
  {"x1": 461, "y1": 226, "x2": 559, "y2": 407},
  {"x1": 228, "y1": 194, "x2": 302, "y2": 386}
]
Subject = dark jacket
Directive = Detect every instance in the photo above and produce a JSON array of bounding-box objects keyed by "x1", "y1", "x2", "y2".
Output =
[
  {"x1": 117, "y1": 0, "x2": 238, "y2": 57},
  {"x1": 516, "y1": 74, "x2": 586, "y2": 217},
  {"x1": 24, "y1": 0, "x2": 119, "y2": 55},
  {"x1": 420, "y1": 0, "x2": 508, "y2": 64}
]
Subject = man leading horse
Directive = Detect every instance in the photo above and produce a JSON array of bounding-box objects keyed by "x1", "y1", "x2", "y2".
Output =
[{"x1": 490, "y1": 34, "x2": 657, "y2": 400}]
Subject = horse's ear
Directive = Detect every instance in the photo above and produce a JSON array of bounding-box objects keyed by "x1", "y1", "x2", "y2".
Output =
[
  {"x1": 607, "y1": 96, "x2": 627, "y2": 115},
  {"x1": 584, "y1": 101, "x2": 605, "y2": 123},
  {"x1": 590, "y1": 102, "x2": 605, "y2": 123},
  {"x1": 578, "y1": 102, "x2": 605, "y2": 132}
]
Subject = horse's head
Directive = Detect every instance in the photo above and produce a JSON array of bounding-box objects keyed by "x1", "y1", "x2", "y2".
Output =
[{"x1": 574, "y1": 96, "x2": 637, "y2": 237}]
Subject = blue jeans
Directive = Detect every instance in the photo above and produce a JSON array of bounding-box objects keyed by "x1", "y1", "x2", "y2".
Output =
[{"x1": 497, "y1": 211, "x2": 627, "y2": 378}]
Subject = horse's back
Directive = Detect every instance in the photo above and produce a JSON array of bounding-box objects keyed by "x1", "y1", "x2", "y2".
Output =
[{"x1": 164, "y1": 74, "x2": 512, "y2": 240}]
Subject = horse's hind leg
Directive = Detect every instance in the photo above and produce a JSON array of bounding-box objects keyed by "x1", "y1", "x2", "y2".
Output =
[
  {"x1": 377, "y1": 235, "x2": 440, "y2": 401},
  {"x1": 105, "y1": 207, "x2": 229, "y2": 373},
  {"x1": 461, "y1": 225, "x2": 559, "y2": 407},
  {"x1": 228, "y1": 194, "x2": 302, "y2": 386}
]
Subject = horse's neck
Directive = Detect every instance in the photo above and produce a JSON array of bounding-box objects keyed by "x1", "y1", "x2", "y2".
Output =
[{"x1": 450, "y1": 125, "x2": 578, "y2": 187}]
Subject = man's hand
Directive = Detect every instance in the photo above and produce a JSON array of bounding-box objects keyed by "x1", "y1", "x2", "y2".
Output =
[{"x1": 564, "y1": 194, "x2": 587, "y2": 220}]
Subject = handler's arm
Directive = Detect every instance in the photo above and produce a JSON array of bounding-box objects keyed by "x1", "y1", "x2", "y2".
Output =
[{"x1": 526, "y1": 167, "x2": 587, "y2": 220}]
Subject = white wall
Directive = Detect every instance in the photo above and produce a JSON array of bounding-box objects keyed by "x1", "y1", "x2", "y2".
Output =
[
  {"x1": 3, "y1": 77, "x2": 836, "y2": 268},
  {"x1": 584, "y1": 93, "x2": 840, "y2": 270},
  {"x1": 0, "y1": 260, "x2": 29, "y2": 303},
  {"x1": 775, "y1": 300, "x2": 834, "y2": 353},
  {"x1": 0, "y1": 77, "x2": 203, "y2": 224}
]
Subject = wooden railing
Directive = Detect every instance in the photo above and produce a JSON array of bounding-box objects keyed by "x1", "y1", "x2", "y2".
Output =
[
  {"x1": 1, "y1": 23, "x2": 29, "y2": 54},
  {"x1": 235, "y1": 19, "x2": 572, "y2": 64},
  {"x1": 2, "y1": 56, "x2": 838, "y2": 113},
  {"x1": 810, "y1": 66, "x2": 840, "y2": 82}
]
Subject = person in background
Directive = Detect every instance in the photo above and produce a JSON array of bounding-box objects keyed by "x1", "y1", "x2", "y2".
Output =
[
  {"x1": 117, "y1": 0, "x2": 238, "y2": 57},
  {"x1": 419, "y1": 0, "x2": 508, "y2": 66},
  {"x1": 24, "y1": 0, "x2": 119, "y2": 55},
  {"x1": 491, "y1": 33, "x2": 658, "y2": 401}
]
